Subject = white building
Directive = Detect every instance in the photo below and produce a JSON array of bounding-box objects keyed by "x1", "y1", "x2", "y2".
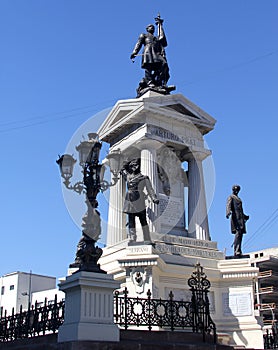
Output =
[{"x1": 0, "y1": 271, "x2": 64, "y2": 316}]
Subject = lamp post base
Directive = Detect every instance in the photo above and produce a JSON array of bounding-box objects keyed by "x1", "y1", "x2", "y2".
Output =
[
  {"x1": 58, "y1": 271, "x2": 120, "y2": 342},
  {"x1": 70, "y1": 234, "x2": 106, "y2": 274}
]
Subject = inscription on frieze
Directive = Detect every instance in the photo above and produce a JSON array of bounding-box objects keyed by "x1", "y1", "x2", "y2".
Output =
[
  {"x1": 160, "y1": 234, "x2": 217, "y2": 249},
  {"x1": 155, "y1": 243, "x2": 223, "y2": 259},
  {"x1": 148, "y1": 125, "x2": 200, "y2": 147},
  {"x1": 128, "y1": 246, "x2": 152, "y2": 254}
]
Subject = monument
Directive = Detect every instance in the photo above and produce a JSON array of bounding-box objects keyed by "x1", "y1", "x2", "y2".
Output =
[
  {"x1": 97, "y1": 14, "x2": 264, "y2": 349},
  {"x1": 54, "y1": 14, "x2": 264, "y2": 349}
]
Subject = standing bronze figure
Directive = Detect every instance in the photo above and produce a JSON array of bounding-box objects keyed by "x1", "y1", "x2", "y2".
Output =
[
  {"x1": 130, "y1": 14, "x2": 175, "y2": 97},
  {"x1": 121, "y1": 158, "x2": 159, "y2": 244},
  {"x1": 226, "y1": 185, "x2": 249, "y2": 257}
]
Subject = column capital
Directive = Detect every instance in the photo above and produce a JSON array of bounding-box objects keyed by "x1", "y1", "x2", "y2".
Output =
[
  {"x1": 182, "y1": 147, "x2": 211, "y2": 162},
  {"x1": 135, "y1": 137, "x2": 164, "y2": 151}
]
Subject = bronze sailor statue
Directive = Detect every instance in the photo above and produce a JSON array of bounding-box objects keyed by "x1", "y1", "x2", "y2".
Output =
[{"x1": 130, "y1": 14, "x2": 175, "y2": 97}]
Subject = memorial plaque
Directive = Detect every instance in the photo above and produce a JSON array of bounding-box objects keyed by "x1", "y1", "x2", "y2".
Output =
[
  {"x1": 222, "y1": 292, "x2": 252, "y2": 317},
  {"x1": 159, "y1": 195, "x2": 184, "y2": 227},
  {"x1": 164, "y1": 288, "x2": 215, "y2": 313},
  {"x1": 165, "y1": 287, "x2": 191, "y2": 301}
]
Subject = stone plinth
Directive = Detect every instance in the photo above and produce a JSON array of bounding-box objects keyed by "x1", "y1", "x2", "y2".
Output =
[
  {"x1": 58, "y1": 271, "x2": 120, "y2": 343},
  {"x1": 99, "y1": 237, "x2": 264, "y2": 349}
]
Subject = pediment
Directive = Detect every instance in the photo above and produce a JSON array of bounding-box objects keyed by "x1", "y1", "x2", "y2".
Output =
[
  {"x1": 98, "y1": 92, "x2": 216, "y2": 144},
  {"x1": 155, "y1": 94, "x2": 216, "y2": 130},
  {"x1": 162, "y1": 103, "x2": 200, "y2": 119}
]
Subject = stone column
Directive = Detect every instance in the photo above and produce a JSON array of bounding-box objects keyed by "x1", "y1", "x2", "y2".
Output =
[
  {"x1": 106, "y1": 175, "x2": 126, "y2": 246},
  {"x1": 140, "y1": 143, "x2": 160, "y2": 234},
  {"x1": 187, "y1": 151, "x2": 210, "y2": 240}
]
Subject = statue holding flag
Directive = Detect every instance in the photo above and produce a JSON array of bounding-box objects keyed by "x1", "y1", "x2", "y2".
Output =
[{"x1": 130, "y1": 14, "x2": 175, "y2": 97}]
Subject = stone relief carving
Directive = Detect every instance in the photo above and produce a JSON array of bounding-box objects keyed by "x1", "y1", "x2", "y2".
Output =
[
  {"x1": 130, "y1": 267, "x2": 149, "y2": 294},
  {"x1": 157, "y1": 146, "x2": 185, "y2": 195}
]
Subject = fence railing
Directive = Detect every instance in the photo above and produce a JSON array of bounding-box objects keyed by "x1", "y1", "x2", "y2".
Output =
[
  {"x1": 114, "y1": 288, "x2": 193, "y2": 330},
  {"x1": 264, "y1": 328, "x2": 278, "y2": 349},
  {"x1": 0, "y1": 295, "x2": 64, "y2": 342},
  {"x1": 0, "y1": 263, "x2": 216, "y2": 344},
  {"x1": 114, "y1": 263, "x2": 216, "y2": 343}
]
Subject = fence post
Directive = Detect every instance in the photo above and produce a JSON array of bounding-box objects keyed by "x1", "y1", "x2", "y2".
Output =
[
  {"x1": 10, "y1": 307, "x2": 15, "y2": 342},
  {"x1": 123, "y1": 287, "x2": 129, "y2": 330},
  {"x1": 188, "y1": 263, "x2": 215, "y2": 343},
  {"x1": 168, "y1": 291, "x2": 175, "y2": 331},
  {"x1": 3, "y1": 310, "x2": 8, "y2": 342},
  {"x1": 147, "y1": 289, "x2": 152, "y2": 331},
  {"x1": 114, "y1": 290, "x2": 119, "y2": 324}
]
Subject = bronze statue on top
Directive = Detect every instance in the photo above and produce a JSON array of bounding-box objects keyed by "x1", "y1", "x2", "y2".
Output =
[
  {"x1": 226, "y1": 185, "x2": 249, "y2": 257},
  {"x1": 130, "y1": 14, "x2": 175, "y2": 97}
]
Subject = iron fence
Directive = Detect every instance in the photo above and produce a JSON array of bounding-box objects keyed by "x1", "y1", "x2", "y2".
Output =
[
  {"x1": 114, "y1": 263, "x2": 216, "y2": 343},
  {"x1": 264, "y1": 328, "x2": 278, "y2": 349},
  {"x1": 0, "y1": 263, "x2": 216, "y2": 344},
  {"x1": 0, "y1": 295, "x2": 64, "y2": 342},
  {"x1": 114, "y1": 288, "x2": 194, "y2": 330}
]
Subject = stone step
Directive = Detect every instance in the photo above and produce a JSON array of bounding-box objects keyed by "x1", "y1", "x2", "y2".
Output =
[
  {"x1": 120, "y1": 329, "x2": 233, "y2": 349},
  {"x1": 0, "y1": 331, "x2": 253, "y2": 350}
]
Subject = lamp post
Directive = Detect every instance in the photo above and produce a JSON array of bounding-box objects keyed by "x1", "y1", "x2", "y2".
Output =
[{"x1": 57, "y1": 133, "x2": 121, "y2": 273}]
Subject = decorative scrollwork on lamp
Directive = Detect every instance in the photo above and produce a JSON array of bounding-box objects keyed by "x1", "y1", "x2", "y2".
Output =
[{"x1": 56, "y1": 133, "x2": 122, "y2": 273}]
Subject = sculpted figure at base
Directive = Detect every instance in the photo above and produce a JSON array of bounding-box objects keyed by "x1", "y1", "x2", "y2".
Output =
[
  {"x1": 130, "y1": 14, "x2": 175, "y2": 97},
  {"x1": 121, "y1": 158, "x2": 159, "y2": 244},
  {"x1": 226, "y1": 185, "x2": 249, "y2": 257}
]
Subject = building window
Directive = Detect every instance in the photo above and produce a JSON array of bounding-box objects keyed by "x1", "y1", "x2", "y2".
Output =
[
  {"x1": 1, "y1": 286, "x2": 4, "y2": 295},
  {"x1": 9, "y1": 285, "x2": 15, "y2": 291}
]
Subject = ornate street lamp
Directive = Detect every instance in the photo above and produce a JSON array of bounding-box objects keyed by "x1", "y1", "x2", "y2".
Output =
[{"x1": 56, "y1": 133, "x2": 122, "y2": 273}]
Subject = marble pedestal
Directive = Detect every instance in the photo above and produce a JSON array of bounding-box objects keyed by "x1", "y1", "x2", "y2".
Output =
[
  {"x1": 58, "y1": 271, "x2": 120, "y2": 343},
  {"x1": 96, "y1": 92, "x2": 264, "y2": 348},
  {"x1": 99, "y1": 236, "x2": 264, "y2": 349}
]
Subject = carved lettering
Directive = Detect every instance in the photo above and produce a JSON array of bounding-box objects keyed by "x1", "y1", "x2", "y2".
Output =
[
  {"x1": 160, "y1": 234, "x2": 217, "y2": 249},
  {"x1": 155, "y1": 243, "x2": 223, "y2": 259},
  {"x1": 148, "y1": 125, "x2": 197, "y2": 146},
  {"x1": 222, "y1": 292, "x2": 252, "y2": 317},
  {"x1": 129, "y1": 247, "x2": 150, "y2": 254},
  {"x1": 159, "y1": 196, "x2": 184, "y2": 227}
]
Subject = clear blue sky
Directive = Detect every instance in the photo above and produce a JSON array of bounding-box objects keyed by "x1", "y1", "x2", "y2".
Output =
[{"x1": 0, "y1": 1, "x2": 277, "y2": 279}]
